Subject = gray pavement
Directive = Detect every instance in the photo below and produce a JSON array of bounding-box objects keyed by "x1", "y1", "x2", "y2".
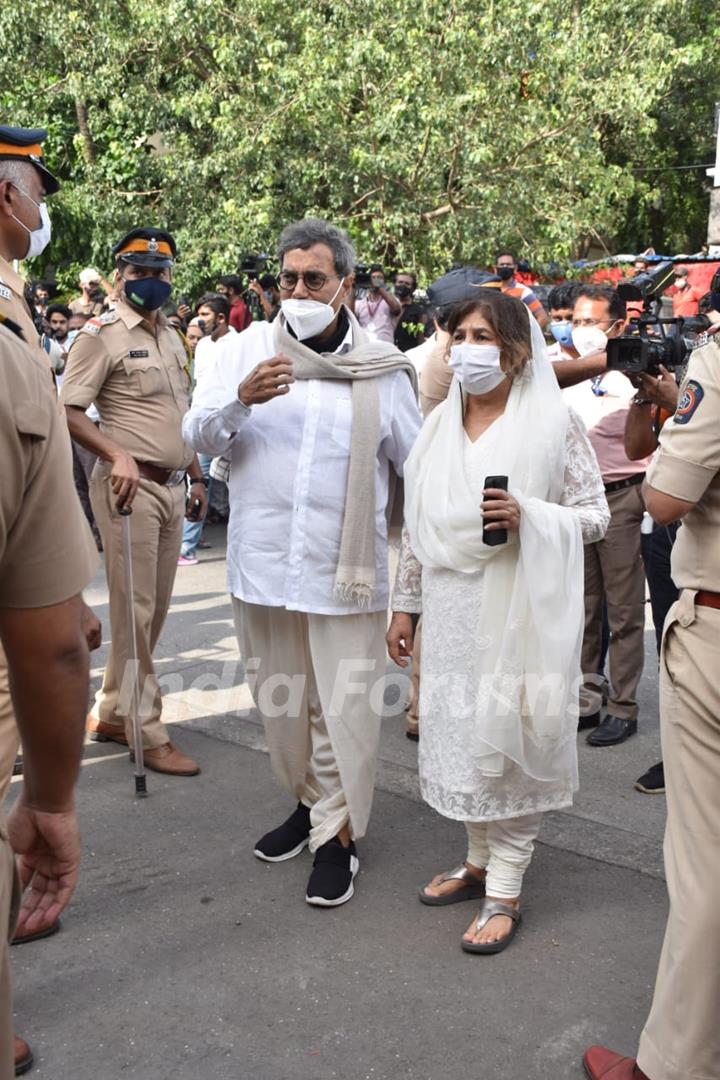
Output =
[{"x1": 7, "y1": 525, "x2": 668, "y2": 1079}]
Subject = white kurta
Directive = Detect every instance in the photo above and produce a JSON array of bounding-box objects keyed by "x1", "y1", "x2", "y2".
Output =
[
  {"x1": 182, "y1": 321, "x2": 421, "y2": 614},
  {"x1": 393, "y1": 407, "x2": 609, "y2": 822}
]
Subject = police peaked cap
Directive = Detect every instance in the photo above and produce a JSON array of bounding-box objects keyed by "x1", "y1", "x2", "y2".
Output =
[
  {"x1": 0, "y1": 125, "x2": 60, "y2": 194},
  {"x1": 112, "y1": 227, "x2": 177, "y2": 268}
]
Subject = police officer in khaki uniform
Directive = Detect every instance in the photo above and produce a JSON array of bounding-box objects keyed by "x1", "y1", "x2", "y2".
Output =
[
  {"x1": 0, "y1": 126, "x2": 60, "y2": 851},
  {"x1": 584, "y1": 329, "x2": 720, "y2": 1079},
  {"x1": 61, "y1": 227, "x2": 207, "y2": 776},
  {"x1": 0, "y1": 319, "x2": 98, "y2": 1080}
]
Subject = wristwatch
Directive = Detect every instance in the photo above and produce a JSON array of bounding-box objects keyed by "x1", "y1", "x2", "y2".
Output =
[{"x1": 189, "y1": 476, "x2": 209, "y2": 486}]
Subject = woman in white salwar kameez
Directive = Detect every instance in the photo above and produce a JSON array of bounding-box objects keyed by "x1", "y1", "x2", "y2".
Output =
[{"x1": 388, "y1": 291, "x2": 610, "y2": 954}]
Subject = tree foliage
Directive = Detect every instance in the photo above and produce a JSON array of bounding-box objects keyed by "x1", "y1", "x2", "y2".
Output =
[{"x1": 0, "y1": 0, "x2": 717, "y2": 290}]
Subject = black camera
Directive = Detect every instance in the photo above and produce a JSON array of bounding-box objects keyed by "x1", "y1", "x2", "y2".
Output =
[
  {"x1": 354, "y1": 264, "x2": 372, "y2": 290},
  {"x1": 607, "y1": 261, "x2": 710, "y2": 374},
  {"x1": 240, "y1": 253, "x2": 269, "y2": 281}
]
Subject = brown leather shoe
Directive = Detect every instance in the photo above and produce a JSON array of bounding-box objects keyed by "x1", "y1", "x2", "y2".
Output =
[
  {"x1": 86, "y1": 715, "x2": 128, "y2": 746},
  {"x1": 583, "y1": 1046, "x2": 650, "y2": 1080},
  {"x1": 140, "y1": 742, "x2": 200, "y2": 776},
  {"x1": 11, "y1": 917, "x2": 60, "y2": 946},
  {"x1": 14, "y1": 1035, "x2": 34, "y2": 1076}
]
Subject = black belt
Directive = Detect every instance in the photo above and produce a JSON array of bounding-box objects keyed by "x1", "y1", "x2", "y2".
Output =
[
  {"x1": 136, "y1": 461, "x2": 186, "y2": 486},
  {"x1": 604, "y1": 472, "x2": 645, "y2": 495}
]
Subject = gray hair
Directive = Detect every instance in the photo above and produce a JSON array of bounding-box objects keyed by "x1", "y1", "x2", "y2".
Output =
[
  {"x1": 277, "y1": 217, "x2": 356, "y2": 277},
  {"x1": 0, "y1": 159, "x2": 34, "y2": 188}
]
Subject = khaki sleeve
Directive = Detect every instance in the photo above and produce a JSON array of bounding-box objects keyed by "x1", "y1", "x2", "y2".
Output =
[
  {"x1": 0, "y1": 333, "x2": 97, "y2": 608},
  {"x1": 419, "y1": 341, "x2": 453, "y2": 416},
  {"x1": 59, "y1": 326, "x2": 113, "y2": 409},
  {"x1": 647, "y1": 344, "x2": 720, "y2": 503}
]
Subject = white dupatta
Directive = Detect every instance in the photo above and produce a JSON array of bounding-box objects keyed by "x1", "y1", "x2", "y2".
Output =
[{"x1": 404, "y1": 315, "x2": 583, "y2": 786}]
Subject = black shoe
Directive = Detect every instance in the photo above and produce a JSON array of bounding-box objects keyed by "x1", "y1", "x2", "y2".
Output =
[
  {"x1": 12, "y1": 755, "x2": 23, "y2": 777},
  {"x1": 306, "y1": 838, "x2": 359, "y2": 907},
  {"x1": 635, "y1": 761, "x2": 665, "y2": 794},
  {"x1": 586, "y1": 715, "x2": 637, "y2": 747},
  {"x1": 578, "y1": 710, "x2": 601, "y2": 732},
  {"x1": 254, "y1": 802, "x2": 311, "y2": 862}
]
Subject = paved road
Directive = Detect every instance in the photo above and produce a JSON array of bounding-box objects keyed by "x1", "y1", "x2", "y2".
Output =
[{"x1": 7, "y1": 526, "x2": 667, "y2": 1079}]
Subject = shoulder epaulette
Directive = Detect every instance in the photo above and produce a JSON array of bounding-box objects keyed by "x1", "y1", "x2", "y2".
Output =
[
  {"x1": 0, "y1": 311, "x2": 26, "y2": 342},
  {"x1": 81, "y1": 308, "x2": 119, "y2": 336}
]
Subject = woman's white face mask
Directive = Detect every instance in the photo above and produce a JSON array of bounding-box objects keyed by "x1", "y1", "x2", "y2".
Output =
[{"x1": 448, "y1": 342, "x2": 506, "y2": 395}]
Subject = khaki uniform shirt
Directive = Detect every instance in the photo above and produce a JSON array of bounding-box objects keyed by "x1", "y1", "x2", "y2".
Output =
[
  {"x1": 646, "y1": 338, "x2": 720, "y2": 591},
  {"x1": 0, "y1": 254, "x2": 44, "y2": 361},
  {"x1": 69, "y1": 295, "x2": 103, "y2": 317},
  {"x1": 59, "y1": 297, "x2": 194, "y2": 470},
  {"x1": 0, "y1": 322, "x2": 98, "y2": 819}
]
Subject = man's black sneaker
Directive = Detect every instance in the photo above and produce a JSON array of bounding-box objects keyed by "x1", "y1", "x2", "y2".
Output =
[
  {"x1": 635, "y1": 761, "x2": 665, "y2": 794},
  {"x1": 306, "y1": 838, "x2": 359, "y2": 907},
  {"x1": 254, "y1": 802, "x2": 311, "y2": 862}
]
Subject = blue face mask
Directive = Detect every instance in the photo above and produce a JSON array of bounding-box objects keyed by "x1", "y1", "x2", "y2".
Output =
[
  {"x1": 550, "y1": 320, "x2": 574, "y2": 348},
  {"x1": 124, "y1": 276, "x2": 172, "y2": 312}
]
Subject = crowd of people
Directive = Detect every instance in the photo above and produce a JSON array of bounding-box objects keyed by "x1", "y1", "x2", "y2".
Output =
[{"x1": 0, "y1": 123, "x2": 719, "y2": 1080}]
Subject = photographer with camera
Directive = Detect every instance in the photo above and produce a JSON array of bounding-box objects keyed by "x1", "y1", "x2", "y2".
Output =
[
  {"x1": 247, "y1": 273, "x2": 280, "y2": 322},
  {"x1": 217, "y1": 273, "x2": 252, "y2": 333},
  {"x1": 561, "y1": 284, "x2": 653, "y2": 747},
  {"x1": 354, "y1": 263, "x2": 401, "y2": 343}
]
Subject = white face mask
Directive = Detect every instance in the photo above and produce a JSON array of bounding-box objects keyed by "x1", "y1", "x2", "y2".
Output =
[
  {"x1": 448, "y1": 342, "x2": 506, "y2": 396},
  {"x1": 281, "y1": 278, "x2": 344, "y2": 341},
  {"x1": 572, "y1": 324, "x2": 611, "y2": 357},
  {"x1": 12, "y1": 187, "x2": 52, "y2": 259}
]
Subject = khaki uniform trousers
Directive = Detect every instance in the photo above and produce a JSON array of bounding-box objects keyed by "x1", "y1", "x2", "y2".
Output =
[
  {"x1": 580, "y1": 482, "x2": 646, "y2": 720},
  {"x1": 89, "y1": 470, "x2": 184, "y2": 749},
  {"x1": 0, "y1": 826, "x2": 17, "y2": 1080},
  {"x1": 0, "y1": 645, "x2": 19, "y2": 805},
  {"x1": 637, "y1": 593, "x2": 720, "y2": 1080},
  {"x1": 232, "y1": 599, "x2": 387, "y2": 852}
]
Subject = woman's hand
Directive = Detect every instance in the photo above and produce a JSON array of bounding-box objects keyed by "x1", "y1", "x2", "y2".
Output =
[
  {"x1": 387, "y1": 612, "x2": 415, "y2": 668},
  {"x1": 482, "y1": 488, "x2": 521, "y2": 533}
]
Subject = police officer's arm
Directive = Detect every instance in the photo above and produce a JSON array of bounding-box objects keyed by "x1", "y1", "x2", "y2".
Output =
[
  {"x1": 643, "y1": 350, "x2": 720, "y2": 525},
  {"x1": 60, "y1": 330, "x2": 140, "y2": 507},
  {"x1": 0, "y1": 597, "x2": 88, "y2": 930},
  {"x1": 0, "y1": 335, "x2": 96, "y2": 933}
]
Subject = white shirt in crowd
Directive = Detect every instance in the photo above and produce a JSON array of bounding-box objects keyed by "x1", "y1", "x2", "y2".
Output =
[
  {"x1": 404, "y1": 331, "x2": 438, "y2": 377},
  {"x1": 192, "y1": 326, "x2": 237, "y2": 388},
  {"x1": 182, "y1": 319, "x2": 422, "y2": 615}
]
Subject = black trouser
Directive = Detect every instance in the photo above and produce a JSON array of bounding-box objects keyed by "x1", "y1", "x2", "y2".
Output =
[{"x1": 641, "y1": 520, "x2": 679, "y2": 656}]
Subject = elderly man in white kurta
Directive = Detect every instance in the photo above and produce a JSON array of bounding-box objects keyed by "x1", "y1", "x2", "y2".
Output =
[{"x1": 183, "y1": 218, "x2": 421, "y2": 907}]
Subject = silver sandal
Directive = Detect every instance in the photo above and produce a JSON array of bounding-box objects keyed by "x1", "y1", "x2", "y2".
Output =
[
  {"x1": 418, "y1": 864, "x2": 486, "y2": 907},
  {"x1": 461, "y1": 898, "x2": 522, "y2": 954}
]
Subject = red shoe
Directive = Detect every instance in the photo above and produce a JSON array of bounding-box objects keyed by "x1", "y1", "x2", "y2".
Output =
[
  {"x1": 583, "y1": 1046, "x2": 650, "y2": 1080},
  {"x1": 14, "y1": 1034, "x2": 34, "y2": 1075}
]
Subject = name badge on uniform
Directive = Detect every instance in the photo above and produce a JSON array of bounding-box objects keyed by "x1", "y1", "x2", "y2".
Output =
[
  {"x1": 0, "y1": 284, "x2": 12, "y2": 301},
  {"x1": 129, "y1": 349, "x2": 150, "y2": 358}
]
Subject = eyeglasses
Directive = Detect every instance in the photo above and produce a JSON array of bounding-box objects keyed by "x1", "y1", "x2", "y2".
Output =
[
  {"x1": 278, "y1": 270, "x2": 340, "y2": 293},
  {"x1": 571, "y1": 317, "x2": 616, "y2": 329}
]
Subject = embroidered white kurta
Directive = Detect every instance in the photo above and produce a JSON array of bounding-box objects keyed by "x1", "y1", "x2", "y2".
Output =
[{"x1": 393, "y1": 407, "x2": 609, "y2": 821}]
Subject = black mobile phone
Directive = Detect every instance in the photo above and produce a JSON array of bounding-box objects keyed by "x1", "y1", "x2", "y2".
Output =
[
  {"x1": 482, "y1": 474, "x2": 509, "y2": 547},
  {"x1": 186, "y1": 495, "x2": 203, "y2": 522}
]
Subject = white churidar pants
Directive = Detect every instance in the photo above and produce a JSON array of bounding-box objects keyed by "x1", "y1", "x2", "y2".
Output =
[
  {"x1": 232, "y1": 598, "x2": 387, "y2": 852},
  {"x1": 464, "y1": 812, "x2": 543, "y2": 898}
]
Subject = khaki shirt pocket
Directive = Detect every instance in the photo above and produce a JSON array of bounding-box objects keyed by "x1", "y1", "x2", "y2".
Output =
[{"x1": 122, "y1": 354, "x2": 164, "y2": 397}]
